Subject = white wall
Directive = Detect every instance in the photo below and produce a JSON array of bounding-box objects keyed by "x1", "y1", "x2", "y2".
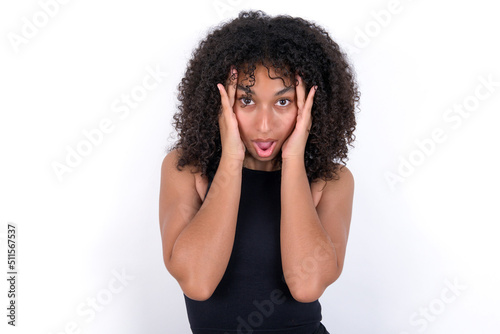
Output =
[{"x1": 1, "y1": 0, "x2": 499, "y2": 333}]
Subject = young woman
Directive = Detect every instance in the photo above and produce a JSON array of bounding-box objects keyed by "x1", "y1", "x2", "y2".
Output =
[{"x1": 159, "y1": 10, "x2": 359, "y2": 334}]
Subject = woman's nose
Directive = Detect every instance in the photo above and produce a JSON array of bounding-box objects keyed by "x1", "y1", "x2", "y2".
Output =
[{"x1": 255, "y1": 106, "x2": 272, "y2": 132}]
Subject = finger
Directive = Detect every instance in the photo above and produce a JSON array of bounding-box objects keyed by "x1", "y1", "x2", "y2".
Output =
[
  {"x1": 297, "y1": 85, "x2": 316, "y2": 134},
  {"x1": 303, "y1": 85, "x2": 317, "y2": 113},
  {"x1": 217, "y1": 83, "x2": 231, "y2": 117},
  {"x1": 295, "y1": 74, "x2": 306, "y2": 110},
  {"x1": 226, "y1": 67, "x2": 238, "y2": 107}
]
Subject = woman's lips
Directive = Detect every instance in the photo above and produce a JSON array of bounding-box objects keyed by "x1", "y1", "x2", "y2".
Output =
[{"x1": 253, "y1": 141, "x2": 277, "y2": 158}]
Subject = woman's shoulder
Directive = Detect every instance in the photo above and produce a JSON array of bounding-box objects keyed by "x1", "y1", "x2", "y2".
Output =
[
  {"x1": 310, "y1": 164, "x2": 354, "y2": 207},
  {"x1": 162, "y1": 149, "x2": 209, "y2": 202}
]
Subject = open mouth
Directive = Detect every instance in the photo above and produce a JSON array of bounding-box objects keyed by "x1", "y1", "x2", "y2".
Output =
[{"x1": 253, "y1": 141, "x2": 277, "y2": 158}]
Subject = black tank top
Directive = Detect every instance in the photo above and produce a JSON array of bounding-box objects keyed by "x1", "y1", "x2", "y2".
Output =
[{"x1": 184, "y1": 167, "x2": 322, "y2": 334}]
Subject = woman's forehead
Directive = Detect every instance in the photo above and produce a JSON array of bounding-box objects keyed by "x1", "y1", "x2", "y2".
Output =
[{"x1": 237, "y1": 64, "x2": 294, "y2": 87}]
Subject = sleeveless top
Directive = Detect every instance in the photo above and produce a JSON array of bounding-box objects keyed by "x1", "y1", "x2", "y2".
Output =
[{"x1": 184, "y1": 167, "x2": 322, "y2": 334}]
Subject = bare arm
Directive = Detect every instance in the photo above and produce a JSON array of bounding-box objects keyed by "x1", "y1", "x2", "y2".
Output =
[
  {"x1": 159, "y1": 67, "x2": 245, "y2": 301},
  {"x1": 159, "y1": 151, "x2": 243, "y2": 301},
  {"x1": 280, "y1": 75, "x2": 354, "y2": 303},
  {"x1": 280, "y1": 158, "x2": 354, "y2": 303}
]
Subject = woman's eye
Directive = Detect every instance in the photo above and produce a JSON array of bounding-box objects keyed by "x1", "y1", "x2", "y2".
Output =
[
  {"x1": 276, "y1": 99, "x2": 291, "y2": 107},
  {"x1": 240, "y1": 97, "x2": 254, "y2": 106}
]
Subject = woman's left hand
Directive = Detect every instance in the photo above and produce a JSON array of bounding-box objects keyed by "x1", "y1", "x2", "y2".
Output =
[{"x1": 281, "y1": 75, "x2": 317, "y2": 160}]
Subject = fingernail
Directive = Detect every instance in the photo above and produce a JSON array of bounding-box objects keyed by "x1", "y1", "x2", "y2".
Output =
[{"x1": 314, "y1": 85, "x2": 318, "y2": 90}]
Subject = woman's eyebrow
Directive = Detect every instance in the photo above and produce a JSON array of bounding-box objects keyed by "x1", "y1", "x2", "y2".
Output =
[
  {"x1": 236, "y1": 85, "x2": 294, "y2": 96},
  {"x1": 274, "y1": 86, "x2": 294, "y2": 96},
  {"x1": 237, "y1": 84, "x2": 254, "y2": 95}
]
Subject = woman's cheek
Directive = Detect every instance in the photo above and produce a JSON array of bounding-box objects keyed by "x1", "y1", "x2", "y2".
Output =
[
  {"x1": 234, "y1": 111, "x2": 249, "y2": 139},
  {"x1": 282, "y1": 109, "x2": 298, "y2": 132}
]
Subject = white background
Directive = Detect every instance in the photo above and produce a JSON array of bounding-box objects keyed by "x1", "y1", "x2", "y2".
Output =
[{"x1": 1, "y1": 0, "x2": 499, "y2": 333}]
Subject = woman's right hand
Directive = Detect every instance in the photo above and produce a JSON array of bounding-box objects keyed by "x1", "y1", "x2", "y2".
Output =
[{"x1": 217, "y1": 67, "x2": 246, "y2": 162}]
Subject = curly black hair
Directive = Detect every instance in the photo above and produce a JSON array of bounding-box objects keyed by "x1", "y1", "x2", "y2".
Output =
[{"x1": 167, "y1": 10, "x2": 360, "y2": 182}]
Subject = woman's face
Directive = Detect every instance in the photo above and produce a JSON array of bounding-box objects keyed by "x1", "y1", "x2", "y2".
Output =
[{"x1": 234, "y1": 65, "x2": 298, "y2": 171}]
